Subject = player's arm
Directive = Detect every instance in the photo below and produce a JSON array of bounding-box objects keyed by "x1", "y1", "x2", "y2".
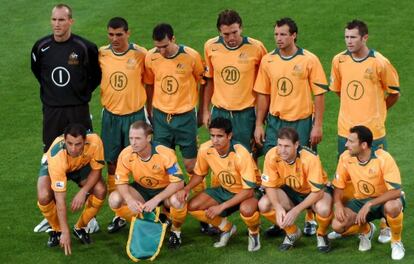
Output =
[
  {"x1": 254, "y1": 93, "x2": 270, "y2": 146},
  {"x1": 197, "y1": 83, "x2": 206, "y2": 127},
  {"x1": 206, "y1": 188, "x2": 254, "y2": 219},
  {"x1": 30, "y1": 43, "x2": 42, "y2": 83},
  {"x1": 356, "y1": 189, "x2": 401, "y2": 225},
  {"x1": 54, "y1": 191, "x2": 72, "y2": 255},
  {"x1": 145, "y1": 84, "x2": 154, "y2": 119},
  {"x1": 386, "y1": 93, "x2": 400, "y2": 109},
  {"x1": 202, "y1": 78, "x2": 214, "y2": 127},
  {"x1": 116, "y1": 183, "x2": 144, "y2": 214},
  {"x1": 310, "y1": 94, "x2": 325, "y2": 146},
  {"x1": 176, "y1": 173, "x2": 205, "y2": 203},
  {"x1": 283, "y1": 190, "x2": 323, "y2": 227},
  {"x1": 87, "y1": 43, "x2": 102, "y2": 92},
  {"x1": 143, "y1": 180, "x2": 185, "y2": 212},
  {"x1": 264, "y1": 187, "x2": 286, "y2": 227},
  {"x1": 71, "y1": 168, "x2": 102, "y2": 212},
  {"x1": 333, "y1": 187, "x2": 346, "y2": 222}
]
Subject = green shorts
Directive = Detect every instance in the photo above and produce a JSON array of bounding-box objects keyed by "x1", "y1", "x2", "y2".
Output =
[
  {"x1": 346, "y1": 196, "x2": 405, "y2": 222},
  {"x1": 211, "y1": 106, "x2": 255, "y2": 151},
  {"x1": 152, "y1": 108, "x2": 197, "y2": 159},
  {"x1": 101, "y1": 108, "x2": 147, "y2": 163},
  {"x1": 263, "y1": 114, "x2": 312, "y2": 155},
  {"x1": 280, "y1": 185, "x2": 332, "y2": 207},
  {"x1": 131, "y1": 182, "x2": 165, "y2": 202},
  {"x1": 204, "y1": 186, "x2": 261, "y2": 217},
  {"x1": 38, "y1": 161, "x2": 91, "y2": 187},
  {"x1": 338, "y1": 136, "x2": 387, "y2": 156}
]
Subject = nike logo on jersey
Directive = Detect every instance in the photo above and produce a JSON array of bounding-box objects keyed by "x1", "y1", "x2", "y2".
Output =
[{"x1": 41, "y1": 46, "x2": 50, "y2": 52}]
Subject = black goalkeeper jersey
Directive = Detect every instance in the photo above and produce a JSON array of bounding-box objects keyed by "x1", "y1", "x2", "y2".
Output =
[{"x1": 31, "y1": 34, "x2": 101, "y2": 107}]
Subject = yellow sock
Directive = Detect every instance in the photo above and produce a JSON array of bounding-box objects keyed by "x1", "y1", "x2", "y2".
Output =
[
  {"x1": 379, "y1": 217, "x2": 388, "y2": 229},
  {"x1": 386, "y1": 212, "x2": 403, "y2": 242},
  {"x1": 189, "y1": 210, "x2": 232, "y2": 232},
  {"x1": 240, "y1": 211, "x2": 260, "y2": 234},
  {"x1": 107, "y1": 174, "x2": 116, "y2": 194},
  {"x1": 305, "y1": 209, "x2": 315, "y2": 222},
  {"x1": 113, "y1": 205, "x2": 135, "y2": 222},
  {"x1": 75, "y1": 195, "x2": 104, "y2": 229},
  {"x1": 359, "y1": 223, "x2": 370, "y2": 234},
  {"x1": 316, "y1": 212, "x2": 333, "y2": 236},
  {"x1": 284, "y1": 224, "x2": 298, "y2": 235},
  {"x1": 341, "y1": 224, "x2": 360, "y2": 236},
  {"x1": 170, "y1": 204, "x2": 187, "y2": 231},
  {"x1": 261, "y1": 210, "x2": 277, "y2": 224},
  {"x1": 38, "y1": 201, "x2": 60, "y2": 231}
]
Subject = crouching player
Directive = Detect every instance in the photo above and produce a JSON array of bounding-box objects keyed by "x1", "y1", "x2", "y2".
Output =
[
  {"x1": 108, "y1": 121, "x2": 186, "y2": 249},
  {"x1": 37, "y1": 124, "x2": 107, "y2": 255},
  {"x1": 259, "y1": 127, "x2": 332, "y2": 252},
  {"x1": 177, "y1": 117, "x2": 261, "y2": 251},
  {"x1": 332, "y1": 126, "x2": 405, "y2": 260}
]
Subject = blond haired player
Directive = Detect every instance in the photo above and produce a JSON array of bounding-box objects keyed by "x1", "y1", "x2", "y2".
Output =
[{"x1": 108, "y1": 121, "x2": 186, "y2": 249}]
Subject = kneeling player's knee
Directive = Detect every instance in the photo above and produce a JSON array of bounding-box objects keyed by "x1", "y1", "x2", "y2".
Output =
[
  {"x1": 37, "y1": 187, "x2": 53, "y2": 205},
  {"x1": 92, "y1": 180, "x2": 107, "y2": 199},
  {"x1": 331, "y1": 219, "x2": 345, "y2": 233},
  {"x1": 169, "y1": 194, "x2": 184, "y2": 209},
  {"x1": 314, "y1": 203, "x2": 331, "y2": 218},
  {"x1": 258, "y1": 196, "x2": 271, "y2": 213},
  {"x1": 240, "y1": 203, "x2": 257, "y2": 217},
  {"x1": 108, "y1": 191, "x2": 123, "y2": 209},
  {"x1": 384, "y1": 200, "x2": 402, "y2": 217}
]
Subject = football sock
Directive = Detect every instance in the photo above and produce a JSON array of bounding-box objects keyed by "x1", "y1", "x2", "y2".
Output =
[
  {"x1": 379, "y1": 217, "x2": 388, "y2": 229},
  {"x1": 171, "y1": 204, "x2": 187, "y2": 231},
  {"x1": 38, "y1": 200, "x2": 60, "y2": 231},
  {"x1": 386, "y1": 212, "x2": 403, "y2": 242},
  {"x1": 261, "y1": 210, "x2": 277, "y2": 224},
  {"x1": 284, "y1": 224, "x2": 298, "y2": 235},
  {"x1": 189, "y1": 210, "x2": 232, "y2": 232},
  {"x1": 240, "y1": 211, "x2": 260, "y2": 234},
  {"x1": 305, "y1": 209, "x2": 315, "y2": 222},
  {"x1": 75, "y1": 195, "x2": 104, "y2": 229},
  {"x1": 359, "y1": 223, "x2": 371, "y2": 234},
  {"x1": 107, "y1": 174, "x2": 116, "y2": 194},
  {"x1": 316, "y1": 212, "x2": 333, "y2": 236},
  {"x1": 112, "y1": 205, "x2": 135, "y2": 222},
  {"x1": 341, "y1": 224, "x2": 360, "y2": 236}
]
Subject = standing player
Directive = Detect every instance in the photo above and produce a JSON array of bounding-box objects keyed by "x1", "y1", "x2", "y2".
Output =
[
  {"x1": 99, "y1": 17, "x2": 150, "y2": 233},
  {"x1": 259, "y1": 127, "x2": 332, "y2": 252},
  {"x1": 31, "y1": 3, "x2": 101, "y2": 233},
  {"x1": 332, "y1": 126, "x2": 405, "y2": 260},
  {"x1": 108, "y1": 121, "x2": 186, "y2": 249},
  {"x1": 37, "y1": 124, "x2": 107, "y2": 255},
  {"x1": 177, "y1": 117, "x2": 261, "y2": 251},
  {"x1": 254, "y1": 17, "x2": 328, "y2": 236},
  {"x1": 202, "y1": 9, "x2": 267, "y2": 151},
  {"x1": 329, "y1": 19, "x2": 400, "y2": 242},
  {"x1": 145, "y1": 23, "x2": 205, "y2": 210}
]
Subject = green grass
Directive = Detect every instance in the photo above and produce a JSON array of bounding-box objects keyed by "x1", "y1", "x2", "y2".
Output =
[{"x1": 0, "y1": 0, "x2": 413, "y2": 263}]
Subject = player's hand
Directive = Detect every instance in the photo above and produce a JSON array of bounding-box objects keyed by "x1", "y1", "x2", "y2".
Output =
[
  {"x1": 126, "y1": 199, "x2": 143, "y2": 214},
  {"x1": 281, "y1": 207, "x2": 300, "y2": 228},
  {"x1": 254, "y1": 125, "x2": 265, "y2": 147},
  {"x1": 142, "y1": 198, "x2": 160, "y2": 212},
  {"x1": 334, "y1": 203, "x2": 346, "y2": 222},
  {"x1": 202, "y1": 111, "x2": 211, "y2": 128},
  {"x1": 176, "y1": 189, "x2": 189, "y2": 203},
  {"x1": 310, "y1": 125, "x2": 323, "y2": 146},
  {"x1": 356, "y1": 203, "x2": 370, "y2": 225},
  {"x1": 275, "y1": 205, "x2": 286, "y2": 228},
  {"x1": 71, "y1": 190, "x2": 87, "y2": 212},
  {"x1": 205, "y1": 204, "x2": 224, "y2": 219},
  {"x1": 60, "y1": 231, "x2": 72, "y2": 256}
]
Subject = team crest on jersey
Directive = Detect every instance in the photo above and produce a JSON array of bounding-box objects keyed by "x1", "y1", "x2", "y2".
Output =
[
  {"x1": 364, "y1": 68, "x2": 374, "y2": 80},
  {"x1": 238, "y1": 52, "x2": 249, "y2": 64},
  {"x1": 68, "y1": 52, "x2": 79, "y2": 65},
  {"x1": 261, "y1": 174, "x2": 269, "y2": 182},
  {"x1": 175, "y1": 63, "x2": 185, "y2": 74},
  {"x1": 55, "y1": 181, "x2": 65, "y2": 189},
  {"x1": 368, "y1": 167, "x2": 377, "y2": 176},
  {"x1": 126, "y1": 58, "x2": 137, "y2": 69},
  {"x1": 292, "y1": 64, "x2": 304, "y2": 77},
  {"x1": 152, "y1": 164, "x2": 161, "y2": 171}
]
